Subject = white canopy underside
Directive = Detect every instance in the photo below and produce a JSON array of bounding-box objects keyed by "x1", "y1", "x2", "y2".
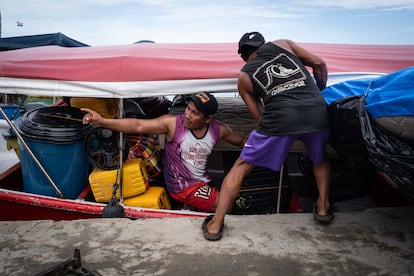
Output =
[{"x1": 0, "y1": 73, "x2": 384, "y2": 98}]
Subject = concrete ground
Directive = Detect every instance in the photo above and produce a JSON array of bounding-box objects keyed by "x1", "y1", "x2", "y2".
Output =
[
  {"x1": 1, "y1": 120, "x2": 413, "y2": 276},
  {"x1": 0, "y1": 207, "x2": 413, "y2": 276}
]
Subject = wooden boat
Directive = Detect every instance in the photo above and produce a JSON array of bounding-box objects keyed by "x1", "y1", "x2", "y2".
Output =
[
  {"x1": 0, "y1": 163, "x2": 209, "y2": 220},
  {"x1": 0, "y1": 37, "x2": 413, "y2": 220}
]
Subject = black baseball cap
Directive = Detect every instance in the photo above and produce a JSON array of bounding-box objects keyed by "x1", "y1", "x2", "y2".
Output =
[
  {"x1": 237, "y1": 32, "x2": 265, "y2": 53},
  {"x1": 185, "y1": 92, "x2": 218, "y2": 116}
]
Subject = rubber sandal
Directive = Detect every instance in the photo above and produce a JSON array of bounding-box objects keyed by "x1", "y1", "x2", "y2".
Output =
[
  {"x1": 313, "y1": 203, "x2": 334, "y2": 224},
  {"x1": 202, "y1": 215, "x2": 224, "y2": 241}
]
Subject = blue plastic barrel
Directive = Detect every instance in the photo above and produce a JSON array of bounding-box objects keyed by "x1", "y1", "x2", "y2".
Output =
[
  {"x1": 0, "y1": 103, "x2": 21, "y2": 120},
  {"x1": 17, "y1": 106, "x2": 92, "y2": 199}
]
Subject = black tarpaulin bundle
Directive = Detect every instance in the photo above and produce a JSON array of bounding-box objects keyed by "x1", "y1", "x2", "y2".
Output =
[{"x1": 328, "y1": 95, "x2": 414, "y2": 205}]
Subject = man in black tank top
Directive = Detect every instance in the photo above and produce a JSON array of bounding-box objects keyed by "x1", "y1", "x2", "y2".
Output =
[{"x1": 202, "y1": 32, "x2": 333, "y2": 241}]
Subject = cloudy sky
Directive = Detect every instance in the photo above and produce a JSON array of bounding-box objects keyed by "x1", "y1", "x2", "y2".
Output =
[{"x1": 1, "y1": 0, "x2": 414, "y2": 46}]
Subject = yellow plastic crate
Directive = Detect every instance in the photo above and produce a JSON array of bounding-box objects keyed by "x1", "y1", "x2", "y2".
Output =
[
  {"x1": 124, "y1": 186, "x2": 171, "y2": 209},
  {"x1": 89, "y1": 158, "x2": 148, "y2": 203}
]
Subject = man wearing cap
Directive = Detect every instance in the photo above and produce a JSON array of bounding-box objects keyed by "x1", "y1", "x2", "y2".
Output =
[
  {"x1": 202, "y1": 32, "x2": 332, "y2": 241},
  {"x1": 82, "y1": 92, "x2": 247, "y2": 212}
]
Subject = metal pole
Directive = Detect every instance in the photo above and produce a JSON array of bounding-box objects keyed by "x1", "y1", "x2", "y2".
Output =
[
  {"x1": 276, "y1": 163, "x2": 284, "y2": 214},
  {"x1": 0, "y1": 107, "x2": 64, "y2": 198},
  {"x1": 118, "y1": 99, "x2": 124, "y2": 204}
]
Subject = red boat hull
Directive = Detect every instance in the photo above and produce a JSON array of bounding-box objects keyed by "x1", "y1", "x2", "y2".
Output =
[{"x1": 0, "y1": 163, "x2": 206, "y2": 220}]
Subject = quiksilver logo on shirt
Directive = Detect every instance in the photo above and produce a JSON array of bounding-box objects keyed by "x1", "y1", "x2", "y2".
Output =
[{"x1": 253, "y1": 53, "x2": 307, "y2": 96}]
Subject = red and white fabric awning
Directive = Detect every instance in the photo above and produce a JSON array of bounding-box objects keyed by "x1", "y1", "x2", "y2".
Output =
[{"x1": 0, "y1": 42, "x2": 412, "y2": 98}]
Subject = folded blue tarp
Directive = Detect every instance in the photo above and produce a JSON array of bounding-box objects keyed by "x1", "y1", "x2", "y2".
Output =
[{"x1": 323, "y1": 66, "x2": 414, "y2": 118}]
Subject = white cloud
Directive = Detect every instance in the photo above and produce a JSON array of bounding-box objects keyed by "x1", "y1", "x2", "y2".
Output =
[
  {"x1": 1, "y1": 0, "x2": 413, "y2": 45},
  {"x1": 292, "y1": 0, "x2": 414, "y2": 10}
]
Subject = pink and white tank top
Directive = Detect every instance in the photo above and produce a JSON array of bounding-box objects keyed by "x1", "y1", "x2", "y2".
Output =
[{"x1": 164, "y1": 114, "x2": 220, "y2": 194}]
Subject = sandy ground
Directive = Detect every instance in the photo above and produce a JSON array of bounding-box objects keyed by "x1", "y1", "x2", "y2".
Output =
[{"x1": 0, "y1": 207, "x2": 413, "y2": 276}]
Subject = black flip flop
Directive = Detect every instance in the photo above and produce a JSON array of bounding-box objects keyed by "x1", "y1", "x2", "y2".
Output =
[
  {"x1": 202, "y1": 215, "x2": 224, "y2": 241},
  {"x1": 313, "y1": 203, "x2": 334, "y2": 224}
]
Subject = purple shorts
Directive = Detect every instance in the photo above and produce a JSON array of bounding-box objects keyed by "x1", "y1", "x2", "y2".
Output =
[{"x1": 241, "y1": 130, "x2": 330, "y2": 171}]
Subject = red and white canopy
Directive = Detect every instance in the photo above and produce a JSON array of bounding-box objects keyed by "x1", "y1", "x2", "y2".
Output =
[{"x1": 0, "y1": 42, "x2": 413, "y2": 98}]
